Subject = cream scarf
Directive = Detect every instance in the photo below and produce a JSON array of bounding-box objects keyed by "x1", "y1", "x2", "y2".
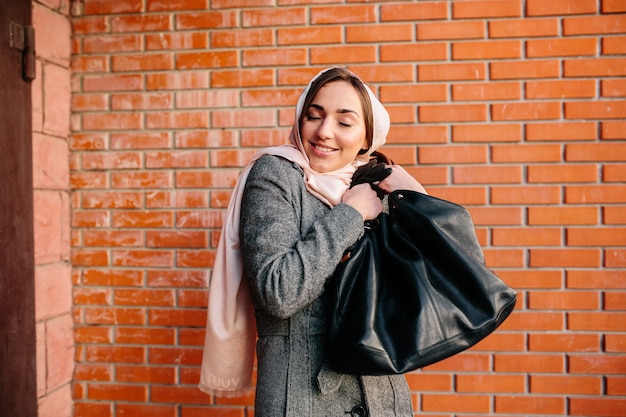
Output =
[{"x1": 199, "y1": 67, "x2": 390, "y2": 397}]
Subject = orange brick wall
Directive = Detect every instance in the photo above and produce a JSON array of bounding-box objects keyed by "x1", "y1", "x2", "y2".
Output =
[{"x1": 69, "y1": 1, "x2": 626, "y2": 416}]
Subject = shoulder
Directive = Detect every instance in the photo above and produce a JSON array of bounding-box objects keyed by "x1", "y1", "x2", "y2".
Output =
[{"x1": 248, "y1": 154, "x2": 304, "y2": 182}]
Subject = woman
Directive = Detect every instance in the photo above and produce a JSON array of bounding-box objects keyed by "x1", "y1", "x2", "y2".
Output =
[{"x1": 200, "y1": 67, "x2": 425, "y2": 416}]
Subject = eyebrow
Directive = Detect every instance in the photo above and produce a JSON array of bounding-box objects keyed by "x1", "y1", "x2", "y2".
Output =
[{"x1": 309, "y1": 103, "x2": 360, "y2": 117}]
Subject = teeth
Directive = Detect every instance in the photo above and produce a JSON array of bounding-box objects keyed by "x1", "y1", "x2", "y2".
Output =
[{"x1": 314, "y1": 143, "x2": 335, "y2": 152}]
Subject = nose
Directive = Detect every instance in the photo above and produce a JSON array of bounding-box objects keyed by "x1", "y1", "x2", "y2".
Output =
[{"x1": 316, "y1": 117, "x2": 333, "y2": 140}]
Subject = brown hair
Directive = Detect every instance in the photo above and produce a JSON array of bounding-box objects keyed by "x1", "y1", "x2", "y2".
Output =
[{"x1": 298, "y1": 67, "x2": 374, "y2": 154}]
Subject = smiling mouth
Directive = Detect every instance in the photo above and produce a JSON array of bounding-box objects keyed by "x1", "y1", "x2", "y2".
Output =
[{"x1": 311, "y1": 142, "x2": 336, "y2": 153}]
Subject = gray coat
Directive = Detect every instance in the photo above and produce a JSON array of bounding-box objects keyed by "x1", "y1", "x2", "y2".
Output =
[{"x1": 240, "y1": 155, "x2": 413, "y2": 417}]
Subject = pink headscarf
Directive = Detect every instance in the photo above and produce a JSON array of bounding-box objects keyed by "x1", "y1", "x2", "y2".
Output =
[{"x1": 199, "y1": 67, "x2": 390, "y2": 397}]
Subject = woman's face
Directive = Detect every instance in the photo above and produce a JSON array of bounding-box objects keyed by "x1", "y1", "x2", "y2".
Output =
[{"x1": 300, "y1": 80, "x2": 368, "y2": 173}]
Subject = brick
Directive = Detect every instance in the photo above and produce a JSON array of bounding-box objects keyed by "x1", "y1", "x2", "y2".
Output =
[
  {"x1": 606, "y1": 292, "x2": 626, "y2": 311},
  {"x1": 452, "y1": 82, "x2": 521, "y2": 101},
  {"x1": 606, "y1": 249, "x2": 626, "y2": 268},
  {"x1": 423, "y1": 393, "x2": 490, "y2": 413},
  {"x1": 146, "y1": 151, "x2": 208, "y2": 169},
  {"x1": 381, "y1": 43, "x2": 448, "y2": 62},
  {"x1": 457, "y1": 374, "x2": 525, "y2": 393},
  {"x1": 491, "y1": 60, "x2": 559, "y2": 79},
  {"x1": 85, "y1": 345, "x2": 146, "y2": 364},
  {"x1": 84, "y1": 307, "x2": 146, "y2": 325},
  {"x1": 211, "y1": 69, "x2": 275, "y2": 88},
  {"x1": 473, "y1": 332, "x2": 526, "y2": 352},
  {"x1": 453, "y1": 166, "x2": 522, "y2": 184},
  {"x1": 530, "y1": 249, "x2": 601, "y2": 267},
  {"x1": 606, "y1": 334, "x2": 626, "y2": 352},
  {"x1": 381, "y1": 84, "x2": 447, "y2": 103},
  {"x1": 111, "y1": 172, "x2": 172, "y2": 189},
  {"x1": 526, "y1": 122, "x2": 597, "y2": 141},
  {"x1": 564, "y1": 58, "x2": 626, "y2": 77},
  {"x1": 484, "y1": 248, "x2": 524, "y2": 268},
  {"x1": 492, "y1": 101, "x2": 561, "y2": 121},
  {"x1": 497, "y1": 270, "x2": 561, "y2": 289},
  {"x1": 213, "y1": 28, "x2": 273, "y2": 48},
  {"x1": 529, "y1": 291, "x2": 599, "y2": 310},
  {"x1": 532, "y1": 37, "x2": 598, "y2": 58},
  {"x1": 418, "y1": 63, "x2": 485, "y2": 81},
  {"x1": 112, "y1": 250, "x2": 174, "y2": 267},
  {"x1": 311, "y1": 45, "x2": 376, "y2": 64},
  {"x1": 176, "y1": 250, "x2": 215, "y2": 268},
  {"x1": 492, "y1": 144, "x2": 561, "y2": 163},
  {"x1": 146, "y1": 231, "x2": 207, "y2": 248},
  {"x1": 566, "y1": 101, "x2": 626, "y2": 120},
  {"x1": 74, "y1": 364, "x2": 113, "y2": 382},
  {"x1": 70, "y1": 133, "x2": 107, "y2": 151},
  {"x1": 564, "y1": 15, "x2": 626, "y2": 35},
  {"x1": 605, "y1": 206, "x2": 626, "y2": 224},
  {"x1": 311, "y1": 5, "x2": 376, "y2": 24},
  {"x1": 607, "y1": 376, "x2": 626, "y2": 395},
  {"x1": 148, "y1": 309, "x2": 206, "y2": 327},
  {"x1": 243, "y1": 48, "x2": 306, "y2": 67},
  {"x1": 420, "y1": 104, "x2": 487, "y2": 123},
  {"x1": 176, "y1": 51, "x2": 238, "y2": 70},
  {"x1": 418, "y1": 20, "x2": 485, "y2": 40},
  {"x1": 570, "y1": 398, "x2": 626, "y2": 417},
  {"x1": 569, "y1": 353, "x2": 626, "y2": 372},
  {"x1": 529, "y1": 334, "x2": 600, "y2": 352},
  {"x1": 528, "y1": 206, "x2": 599, "y2": 225},
  {"x1": 114, "y1": 289, "x2": 175, "y2": 307},
  {"x1": 491, "y1": 186, "x2": 561, "y2": 205},
  {"x1": 73, "y1": 287, "x2": 111, "y2": 305},
  {"x1": 87, "y1": 384, "x2": 147, "y2": 401},
  {"x1": 453, "y1": 0, "x2": 521, "y2": 18},
  {"x1": 404, "y1": 373, "x2": 452, "y2": 392},
  {"x1": 568, "y1": 227, "x2": 626, "y2": 246},
  {"x1": 175, "y1": 11, "x2": 237, "y2": 30},
  {"x1": 426, "y1": 353, "x2": 492, "y2": 373},
  {"x1": 145, "y1": 191, "x2": 208, "y2": 209},
  {"x1": 600, "y1": 163, "x2": 625, "y2": 189},
  {"x1": 147, "y1": 32, "x2": 208, "y2": 50},
  {"x1": 72, "y1": 249, "x2": 109, "y2": 267},
  {"x1": 146, "y1": 72, "x2": 209, "y2": 90},
  {"x1": 381, "y1": 2, "x2": 448, "y2": 22},
  {"x1": 602, "y1": 121, "x2": 626, "y2": 139},
  {"x1": 452, "y1": 124, "x2": 522, "y2": 142},
  {"x1": 569, "y1": 143, "x2": 626, "y2": 163},
  {"x1": 117, "y1": 365, "x2": 176, "y2": 384},
  {"x1": 150, "y1": 347, "x2": 202, "y2": 365},
  {"x1": 81, "y1": 191, "x2": 142, "y2": 209},
  {"x1": 528, "y1": 165, "x2": 599, "y2": 183},
  {"x1": 146, "y1": 111, "x2": 209, "y2": 129},
  {"x1": 212, "y1": 109, "x2": 276, "y2": 128},
  {"x1": 151, "y1": 386, "x2": 213, "y2": 405},
  {"x1": 111, "y1": 92, "x2": 172, "y2": 110},
  {"x1": 178, "y1": 291, "x2": 208, "y2": 309},
  {"x1": 146, "y1": 270, "x2": 208, "y2": 287},
  {"x1": 418, "y1": 145, "x2": 487, "y2": 164},
  {"x1": 496, "y1": 354, "x2": 565, "y2": 373},
  {"x1": 527, "y1": 0, "x2": 597, "y2": 16},
  {"x1": 110, "y1": 15, "x2": 171, "y2": 32},
  {"x1": 527, "y1": 79, "x2": 596, "y2": 99},
  {"x1": 242, "y1": 88, "x2": 300, "y2": 107},
  {"x1": 242, "y1": 7, "x2": 305, "y2": 27},
  {"x1": 567, "y1": 270, "x2": 626, "y2": 289},
  {"x1": 502, "y1": 311, "x2": 564, "y2": 331},
  {"x1": 453, "y1": 40, "x2": 521, "y2": 60},
  {"x1": 603, "y1": 35, "x2": 626, "y2": 55},
  {"x1": 82, "y1": 269, "x2": 143, "y2": 287},
  {"x1": 495, "y1": 395, "x2": 565, "y2": 415},
  {"x1": 492, "y1": 227, "x2": 561, "y2": 246},
  {"x1": 468, "y1": 207, "x2": 522, "y2": 225},
  {"x1": 72, "y1": 94, "x2": 108, "y2": 111},
  {"x1": 602, "y1": 79, "x2": 626, "y2": 97},
  {"x1": 74, "y1": 326, "x2": 112, "y2": 344},
  {"x1": 489, "y1": 18, "x2": 558, "y2": 38},
  {"x1": 112, "y1": 53, "x2": 172, "y2": 72},
  {"x1": 116, "y1": 404, "x2": 176, "y2": 417}
]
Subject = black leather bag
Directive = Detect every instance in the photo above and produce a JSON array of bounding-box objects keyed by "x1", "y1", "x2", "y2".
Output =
[{"x1": 326, "y1": 190, "x2": 517, "y2": 375}]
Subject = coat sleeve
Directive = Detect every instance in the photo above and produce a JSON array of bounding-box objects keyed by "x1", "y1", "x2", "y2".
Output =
[{"x1": 240, "y1": 155, "x2": 364, "y2": 319}]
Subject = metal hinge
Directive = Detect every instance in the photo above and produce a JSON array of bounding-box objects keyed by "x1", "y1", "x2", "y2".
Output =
[{"x1": 9, "y1": 21, "x2": 36, "y2": 82}]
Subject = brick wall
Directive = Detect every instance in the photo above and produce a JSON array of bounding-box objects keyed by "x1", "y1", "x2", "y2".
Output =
[
  {"x1": 32, "y1": 1, "x2": 74, "y2": 416},
  {"x1": 69, "y1": 1, "x2": 626, "y2": 416}
]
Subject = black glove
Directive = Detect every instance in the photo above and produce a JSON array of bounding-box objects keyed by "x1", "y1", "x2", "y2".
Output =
[{"x1": 350, "y1": 159, "x2": 392, "y2": 199}]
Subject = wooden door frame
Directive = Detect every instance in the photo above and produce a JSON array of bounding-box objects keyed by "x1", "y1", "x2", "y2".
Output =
[{"x1": 0, "y1": 0, "x2": 38, "y2": 415}]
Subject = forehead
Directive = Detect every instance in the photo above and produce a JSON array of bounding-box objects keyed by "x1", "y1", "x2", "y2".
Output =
[{"x1": 312, "y1": 81, "x2": 363, "y2": 112}]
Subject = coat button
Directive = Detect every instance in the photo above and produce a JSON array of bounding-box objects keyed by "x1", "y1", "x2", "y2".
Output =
[{"x1": 350, "y1": 405, "x2": 367, "y2": 416}]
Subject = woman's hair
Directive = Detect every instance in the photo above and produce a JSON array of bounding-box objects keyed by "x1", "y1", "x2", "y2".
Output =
[{"x1": 298, "y1": 67, "x2": 374, "y2": 154}]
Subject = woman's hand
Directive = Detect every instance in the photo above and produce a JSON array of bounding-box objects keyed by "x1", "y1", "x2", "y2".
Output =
[
  {"x1": 378, "y1": 165, "x2": 427, "y2": 195},
  {"x1": 342, "y1": 183, "x2": 383, "y2": 221}
]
